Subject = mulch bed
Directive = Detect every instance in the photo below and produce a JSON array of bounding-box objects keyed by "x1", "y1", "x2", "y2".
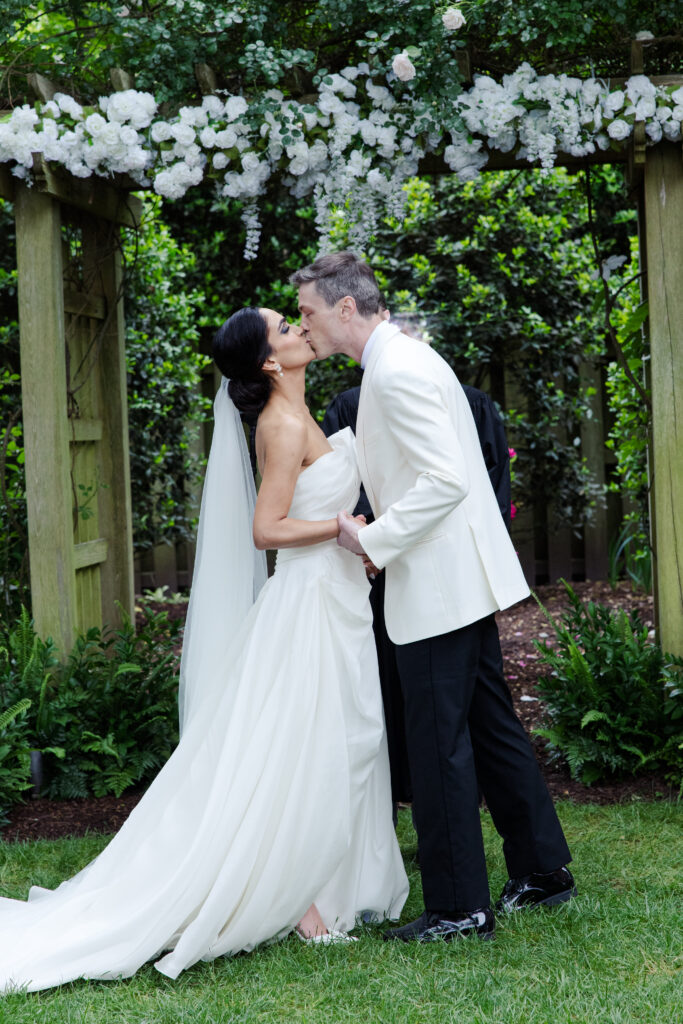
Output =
[{"x1": 2, "y1": 580, "x2": 675, "y2": 844}]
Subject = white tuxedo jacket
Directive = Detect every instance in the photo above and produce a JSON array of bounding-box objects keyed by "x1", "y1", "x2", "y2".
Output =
[{"x1": 356, "y1": 322, "x2": 530, "y2": 645}]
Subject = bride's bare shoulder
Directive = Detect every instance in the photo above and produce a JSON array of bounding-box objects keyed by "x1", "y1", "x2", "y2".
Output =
[
  {"x1": 257, "y1": 407, "x2": 307, "y2": 444},
  {"x1": 255, "y1": 408, "x2": 308, "y2": 472}
]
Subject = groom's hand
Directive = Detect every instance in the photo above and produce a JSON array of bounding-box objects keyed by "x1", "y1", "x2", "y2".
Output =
[{"x1": 337, "y1": 511, "x2": 366, "y2": 555}]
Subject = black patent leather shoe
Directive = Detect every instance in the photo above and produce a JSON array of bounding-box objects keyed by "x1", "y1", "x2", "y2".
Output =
[
  {"x1": 383, "y1": 907, "x2": 495, "y2": 942},
  {"x1": 495, "y1": 866, "x2": 577, "y2": 912}
]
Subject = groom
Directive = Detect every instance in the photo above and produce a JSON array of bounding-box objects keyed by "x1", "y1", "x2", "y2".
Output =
[{"x1": 292, "y1": 252, "x2": 575, "y2": 942}]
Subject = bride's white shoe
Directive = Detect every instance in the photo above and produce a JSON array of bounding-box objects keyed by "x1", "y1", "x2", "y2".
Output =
[{"x1": 295, "y1": 928, "x2": 358, "y2": 946}]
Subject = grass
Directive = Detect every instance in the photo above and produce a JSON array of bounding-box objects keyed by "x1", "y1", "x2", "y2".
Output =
[{"x1": 0, "y1": 801, "x2": 682, "y2": 1023}]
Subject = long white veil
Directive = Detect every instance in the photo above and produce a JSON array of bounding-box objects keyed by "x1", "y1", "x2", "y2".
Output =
[{"x1": 178, "y1": 379, "x2": 267, "y2": 734}]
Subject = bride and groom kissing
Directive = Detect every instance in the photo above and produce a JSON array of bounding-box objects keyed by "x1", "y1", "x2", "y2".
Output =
[{"x1": 0, "y1": 251, "x2": 574, "y2": 994}]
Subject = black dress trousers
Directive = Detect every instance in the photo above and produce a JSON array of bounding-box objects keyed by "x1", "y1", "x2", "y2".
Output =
[{"x1": 394, "y1": 613, "x2": 572, "y2": 914}]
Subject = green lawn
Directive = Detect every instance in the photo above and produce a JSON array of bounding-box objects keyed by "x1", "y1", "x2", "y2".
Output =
[{"x1": 0, "y1": 802, "x2": 681, "y2": 1023}]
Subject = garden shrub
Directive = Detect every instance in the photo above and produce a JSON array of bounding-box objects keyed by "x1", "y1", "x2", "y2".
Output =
[
  {"x1": 0, "y1": 698, "x2": 32, "y2": 826},
  {"x1": 0, "y1": 605, "x2": 181, "y2": 812},
  {"x1": 533, "y1": 581, "x2": 683, "y2": 787}
]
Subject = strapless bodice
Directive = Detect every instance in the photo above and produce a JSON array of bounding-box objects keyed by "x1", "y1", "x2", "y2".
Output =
[{"x1": 286, "y1": 427, "x2": 360, "y2": 520}]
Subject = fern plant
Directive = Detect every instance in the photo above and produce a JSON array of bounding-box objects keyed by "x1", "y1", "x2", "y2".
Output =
[
  {"x1": 0, "y1": 696, "x2": 33, "y2": 825},
  {"x1": 533, "y1": 581, "x2": 683, "y2": 787},
  {"x1": 0, "y1": 604, "x2": 182, "y2": 805}
]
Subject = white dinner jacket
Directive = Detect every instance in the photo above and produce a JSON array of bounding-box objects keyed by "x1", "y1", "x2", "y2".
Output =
[{"x1": 356, "y1": 322, "x2": 530, "y2": 645}]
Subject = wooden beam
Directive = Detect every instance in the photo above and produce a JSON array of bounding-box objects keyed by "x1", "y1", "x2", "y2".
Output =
[
  {"x1": 32, "y1": 156, "x2": 142, "y2": 228},
  {"x1": 27, "y1": 73, "x2": 57, "y2": 103},
  {"x1": 69, "y1": 417, "x2": 104, "y2": 443},
  {"x1": 419, "y1": 144, "x2": 627, "y2": 178},
  {"x1": 74, "y1": 538, "x2": 108, "y2": 570},
  {"x1": 643, "y1": 142, "x2": 683, "y2": 657},
  {"x1": 195, "y1": 63, "x2": 217, "y2": 95},
  {"x1": 64, "y1": 288, "x2": 107, "y2": 320},
  {"x1": 14, "y1": 185, "x2": 77, "y2": 651},
  {"x1": 110, "y1": 68, "x2": 135, "y2": 91}
]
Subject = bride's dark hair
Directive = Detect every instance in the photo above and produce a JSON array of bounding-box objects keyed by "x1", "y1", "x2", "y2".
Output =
[{"x1": 212, "y1": 307, "x2": 274, "y2": 416}]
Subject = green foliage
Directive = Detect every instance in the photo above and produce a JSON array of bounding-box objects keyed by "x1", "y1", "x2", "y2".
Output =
[
  {"x1": 1, "y1": 2, "x2": 680, "y2": 112},
  {"x1": 0, "y1": 697, "x2": 32, "y2": 826},
  {"x1": 124, "y1": 197, "x2": 211, "y2": 549},
  {"x1": 608, "y1": 519, "x2": 652, "y2": 593},
  {"x1": 533, "y1": 582, "x2": 683, "y2": 787},
  {"x1": 602, "y1": 236, "x2": 651, "y2": 579},
  {"x1": 0, "y1": 605, "x2": 181, "y2": 807},
  {"x1": 0, "y1": 199, "x2": 28, "y2": 621},
  {"x1": 331, "y1": 168, "x2": 618, "y2": 529}
]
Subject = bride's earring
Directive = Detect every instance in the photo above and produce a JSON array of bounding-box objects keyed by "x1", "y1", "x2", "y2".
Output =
[{"x1": 275, "y1": 363, "x2": 284, "y2": 377}]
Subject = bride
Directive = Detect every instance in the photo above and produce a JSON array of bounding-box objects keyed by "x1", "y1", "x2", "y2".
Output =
[{"x1": 0, "y1": 306, "x2": 408, "y2": 993}]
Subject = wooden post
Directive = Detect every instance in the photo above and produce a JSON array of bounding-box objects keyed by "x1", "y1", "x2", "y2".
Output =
[
  {"x1": 83, "y1": 219, "x2": 135, "y2": 627},
  {"x1": 643, "y1": 143, "x2": 683, "y2": 656},
  {"x1": 14, "y1": 186, "x2": 77, "y2": 650}
]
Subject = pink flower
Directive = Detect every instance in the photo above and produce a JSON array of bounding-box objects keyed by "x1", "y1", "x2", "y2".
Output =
[
  {"x1": 510, "y1": 503, "x2": 517, "y2": 520},
  {"x1": 508, "y1": 447, "x2": 517, "y2": 459}
]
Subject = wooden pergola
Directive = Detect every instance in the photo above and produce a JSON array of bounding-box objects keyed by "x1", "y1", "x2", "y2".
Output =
[{"x1": 1, "y1": 71, "x2": 681, "y2": 658}]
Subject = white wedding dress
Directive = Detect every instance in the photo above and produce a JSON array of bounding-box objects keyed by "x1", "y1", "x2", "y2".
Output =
[{"x1": 0, "y1": 426, "x2": 408, "y2": 993}]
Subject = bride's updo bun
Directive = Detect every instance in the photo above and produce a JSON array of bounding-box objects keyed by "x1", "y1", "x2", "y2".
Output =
[{"x1": 212, "y1": 307, "x2": 274, "y2": 417}]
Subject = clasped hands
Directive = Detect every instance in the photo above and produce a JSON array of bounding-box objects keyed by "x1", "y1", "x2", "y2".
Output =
[{"x1": 336, "y1": 511, "x2": 379, "y2": 578}]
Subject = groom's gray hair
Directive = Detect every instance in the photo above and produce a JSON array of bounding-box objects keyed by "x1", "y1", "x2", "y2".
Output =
[{"x1": 290, "y1": 251, "x2": 381, "y2": 318}]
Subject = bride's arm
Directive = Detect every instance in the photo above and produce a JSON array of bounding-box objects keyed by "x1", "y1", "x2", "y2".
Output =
[{"x1": 252, "y1": 416, "x2": 339, "y2": 550}]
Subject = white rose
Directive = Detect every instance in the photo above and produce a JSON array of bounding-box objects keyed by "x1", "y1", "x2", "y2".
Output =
[
  {"x1": 55, "y1": 93, "x2": 83, "y2": 119},
  {"x1": 171, "y1": 123, "x2": 195, "y2": 146},
  {"x1": 151, "y1": 121, "x2": 173, "y2": 143},
  {"x1": 663, "y1": 119, "x2": 682, "y2": 141},
  {"x1": 84, "y1": 113, "x2": 107, "y2": 136},
  {"x1": 607, "y1": 119, "x2": 631, "y2": 141},
  {"x1": 179, "y1": 105, "x2": 208, "y2": 128},
  {"x1": 215, "y1": 127, "x2": 238, "y2": 149},
  {"x1": 645, "y1": 120, "x2": 663, "y2": 142},
  {"x1": 199, "y1": 127, "x2": 218, "y2": 147},
  {"x1": 604, "y1": 90, "x2": 625, "y2": 114},
  {"x1": 392, "y1": 52, "x2": 416, "y2": 82},
  {"x1": 202, "y1": 95, "x2": 225, "y2": 118},
  {"x1": 442, "y1": 8, "x2": 466, "y2": 31},
  {"x1": 634, "y1": 97, "x2": 656, "y2": 120},
  {"x1": 212, "y1": 152, "x2": 229, "y2": 170},
  {"x1": 225, "y1": 96, "x2": 248, "y2": 121}
]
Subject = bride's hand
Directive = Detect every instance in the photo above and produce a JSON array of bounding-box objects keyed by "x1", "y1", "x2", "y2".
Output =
[{"x1": 336, "y1": 511, "x2": 366, "y2": 555}]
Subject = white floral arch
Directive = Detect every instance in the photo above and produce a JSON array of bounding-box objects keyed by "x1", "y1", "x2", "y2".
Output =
[{"x1": 1, "y1": 61, "x2": 682, "y2": 256}]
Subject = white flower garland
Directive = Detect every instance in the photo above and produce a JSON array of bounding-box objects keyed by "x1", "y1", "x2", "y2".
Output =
[{"x1": 1, "y1": 62, "x2": 681, "y2": 256}]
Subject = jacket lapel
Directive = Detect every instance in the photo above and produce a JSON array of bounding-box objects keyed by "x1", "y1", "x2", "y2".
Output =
[{"x1": 356, "y1": 324, "x2": 399, "y2": 514}]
